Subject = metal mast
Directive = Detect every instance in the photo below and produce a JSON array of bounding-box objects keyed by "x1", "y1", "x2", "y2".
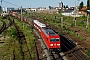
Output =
[{"x1": 1, "y1": 0, "x2": 2, "y2": 11}]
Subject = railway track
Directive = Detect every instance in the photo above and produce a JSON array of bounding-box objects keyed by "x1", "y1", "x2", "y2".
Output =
[
  {"x1": 0, "y1": 20, "x2": 6, "y2": 34},
  {"x1": 12, "y1": 19, "x2": 33, "y2": 60},
  {"x1": 60, "y1": 34, "x2": 87, "y2": 60},
  {"x1": 7, "y1": 17, "x2": 14, "y2": 27},
  {"x1": 50, "y1": 51, "x2": 64, "y2": 60},
  {"x1": 34, "y1": 39, "x2": 40, "y2": 60},
  {"x1": 33, "y1": 29, "x2": 46, "y2": 60},
  {"x1": 0, "y1": 16, "x2": 33, "y2": 60},
  {"x1": 0, "y1": 16, "x2": 45, "y2": 60},
  {"x1": 0, "y1": 16, "x2": 13, "y2": 34}
]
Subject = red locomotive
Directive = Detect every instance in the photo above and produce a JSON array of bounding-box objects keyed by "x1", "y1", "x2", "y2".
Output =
[{"x1": 33, "y1": 20, "x2": 61, "y2": 52}]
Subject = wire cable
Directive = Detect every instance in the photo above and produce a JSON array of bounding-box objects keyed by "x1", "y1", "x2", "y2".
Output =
[{"x1": 1, "y1": 0, "x2": 20, "y2": 7}]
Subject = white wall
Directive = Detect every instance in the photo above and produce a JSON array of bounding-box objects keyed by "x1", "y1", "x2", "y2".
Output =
[{"x1": 62, "y1": 11, "x2": 82, "y2": 17}]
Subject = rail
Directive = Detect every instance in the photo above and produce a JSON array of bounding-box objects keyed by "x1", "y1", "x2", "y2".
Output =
[{"x1": 0, "y1": 21, "x2": 6, "y2": 34}]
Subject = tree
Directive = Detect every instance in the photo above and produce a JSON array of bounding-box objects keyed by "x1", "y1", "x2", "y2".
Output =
[
  {"x1": 0, "y1": 6, "x2": 2, "y2": 11},
  {"x1": 66, "y1": 5, "x2": 69, "y2": 8},
  {"x1": 63, "y1": 5, "x2": 68, "y2": 9},
  {"x1": 79, "y1": 1, "x2": 84, "y2": 10},
  {"x1": 48, "y1": 6, "x2": 52, "y2": 9},
  {"x1": 63, "y1": 5, "x2": 66, "y2": 8},
  {"x1": 87, "y1": 0, "x2": 90, "y2": 10}
]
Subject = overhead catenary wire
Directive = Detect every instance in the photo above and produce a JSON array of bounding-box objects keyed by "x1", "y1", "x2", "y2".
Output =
[
  {"x1": 1, "y1": 0, "x2": 23, "y2": 21},
  {"x1": 1, "y1": 0, "x2": 20, "y2": 8}
]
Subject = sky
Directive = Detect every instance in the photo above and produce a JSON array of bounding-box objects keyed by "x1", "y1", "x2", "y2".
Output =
[{"x1": 1, "y1": 0, "x2": 87, "y2": 8}]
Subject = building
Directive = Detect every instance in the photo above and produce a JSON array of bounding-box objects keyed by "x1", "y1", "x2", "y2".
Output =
[
  {"x1": 25, "y1": 8, "x2": 37, "y2": 13},
  {"x1": 2, "y1": 7, "x2": 8, "y2": 12},
  {"x1": 62, "y1": 10, "x2": 74, "y2": 16},
  {"x1": 58, "y1": 1, "x2": 63, "y2": 8},
  {"x1": 7, "y1": 8, "x2": 15, "y2": 12},
  {"x1": 79, "y1": 6, "x2": 87, "y2": 16},
  {"x1": 87, "y1": 10, "x2": 90, "y2": 16},
  {"x1": 80, "y1": 6, "x2": 87, "y2": 11},
  {"x1": 62, "y1": 10, "x2": 83, "y2": 17}
]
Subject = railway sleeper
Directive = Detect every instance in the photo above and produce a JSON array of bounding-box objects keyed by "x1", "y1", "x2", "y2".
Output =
[
  {"x1": 41, "y1": 45, "x2": 47, "y2": 50},
  {"x1": 20, "y1": 37, "x2": 26, "y2": 40},
  {"x1": 20, "y1": 41, "x2": 26, "y2": 44},
  {"x1": 43, "y1": 47, "x2": 47, "y2": 50},
  {"x1": 62, "y1": 48, "x2": 83, "y2": 57},
  {"x1": 17, "y1": 31, "x2": 23, "y2": 33},
  {"x1": 17, "y1": 34, "x2": 25, "y2": 37},
  {"x1": 19, "y1": 40, "x2": 26, "y2": 45}
]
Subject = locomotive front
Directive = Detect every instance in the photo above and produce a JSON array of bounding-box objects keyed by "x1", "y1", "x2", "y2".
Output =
[
  {"x1": 49, "y1": 35, "x2": 61, "y2": 52},
  {"x1": 41, "y1": 27, "x2": 61, "y2": 52}
]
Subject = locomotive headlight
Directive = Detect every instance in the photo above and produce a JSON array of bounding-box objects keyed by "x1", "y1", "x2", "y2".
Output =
[
  {"x1": 50, "y1": 44, "x2": 53, "y2": 46},
  {"x1": 57, "y1": 44, "x2": 60, "y2": 46}
]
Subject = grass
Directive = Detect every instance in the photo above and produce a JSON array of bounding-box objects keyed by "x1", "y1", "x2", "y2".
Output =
[
  {"x1": 87, "y1": 49, "x2": 90, "y2": 57},
  {"x1": 0, "y1": 20, "x2": 3, "y2": 28},
  {"x1": 0, "y1": 16, "x2": 35, "y2": 60},
  {"x1": 0, "y1": 17, "x2": 4, "y2": 28},
  {"x1": 0, "y1": 26, "x2": 17, "y2": 60},
  {"x1": 10, "y1": 17, "x2": 35, "y2": 59}
]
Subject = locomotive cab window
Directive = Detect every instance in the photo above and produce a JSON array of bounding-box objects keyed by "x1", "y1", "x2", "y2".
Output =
[{"x1": 50, "y1": 38, "x2": 59, "y2": 42}]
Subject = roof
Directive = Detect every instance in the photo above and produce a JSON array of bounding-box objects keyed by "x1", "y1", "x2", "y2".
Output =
[
  {"x1": 42, "y1": 27, "x2": 57, "y2": 36},
  {"x1": 33, "y1": 20, "x2": 46, "y2": 27},
  {"x1": 87, "y1": 10, "x2": 90, "y2": 15},
  {"x1": 87, "y1": 10, "x2": 90, "y2": 12},
  {"x1": 81, "y1": 6, "x2": 87, "y2": 11}
]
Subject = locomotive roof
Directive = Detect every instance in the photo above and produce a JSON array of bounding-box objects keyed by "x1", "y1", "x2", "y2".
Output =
[
  {"x1": 42, "y1": 27, "x2": 57, "y2": 36},
  {"x1": 33, "y1": 20, "x2": 46, "y2": 27}
]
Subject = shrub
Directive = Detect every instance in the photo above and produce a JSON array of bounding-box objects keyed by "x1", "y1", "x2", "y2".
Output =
[
  {"x1": 87, "y1": 49, "x2": 90, "y2": 57},
  {"x1": 71, "y1": 23, "x2": 74, "y2": 27},
  {"x1": 10, "y1": 29, "x2": 17, "y2": 38},
  {"x1": 87, "y1": 30, "x2": 90, "y2": 33}
]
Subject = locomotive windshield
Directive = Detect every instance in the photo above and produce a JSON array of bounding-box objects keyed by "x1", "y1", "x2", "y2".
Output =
[{"x1": 50, "y1": 38, "x2": 59, "y2": 42}]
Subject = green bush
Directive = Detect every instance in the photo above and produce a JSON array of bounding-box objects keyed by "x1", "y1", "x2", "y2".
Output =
[
  {"x1": 87, "y1": 30, "x2": 90, "y2": 33},
  {"x1": 81, "y1": 15, "x2": 87, "y2": 18},
  {"x1": 71, "y1": 23, "x2": 75, "y2": 27},
  {"x1": 10, "y1": 29, "x2": 18, "y2": 40},
  {"x1": 87, "y1": 49, "x2": 90, "y2": 57},
  {"x1": 80, "y1": 21, "x2": 84, "y2": 24}
]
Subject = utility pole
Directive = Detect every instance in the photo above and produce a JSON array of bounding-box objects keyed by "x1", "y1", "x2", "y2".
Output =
[
  {"x1": 89, "y1": 0, "x2": 90, "y2": 10},
  {"x1": 74, "y1": 1, "x2": 76, "y2": 11},
  {"x1": 1, "y1": 0, "x2": 2, "y2": 12},
  {"x1": 75, "y1": 18, "x2": 76, "y2": 27},
  {"x1": 21, "y1": 6, "x2": 22, "y2": 21},
  {"x1": 29, "y1": 6, "x2": 31, "y2": 18},
  {"x1": 21, "y1": 6, "x2": 24, "y2": 30},
  {"x1": 55, "y1": 16, "x2": 56, "y2": 25},
  {"x1": 1, "y1": 0, "x2": 2, "y2": 6},
  {"x1": 78, "y1": 0, "x2": 80, "y2": 7},
  {"x1": 86, "y1": 14, "x2": 89, "y2": 29},
  {"x1": 61, "y1": 17, "x2": 63, "y2": 28},
  {"x1": 1, "y1": 0, "x2": 2, "y2": 7},
  {"x1": 74, "y1": 1, "x2": 77, "y2": 27},
  {"x1": 78, "y1": 0, "x2": 80, "y2": 12}
]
